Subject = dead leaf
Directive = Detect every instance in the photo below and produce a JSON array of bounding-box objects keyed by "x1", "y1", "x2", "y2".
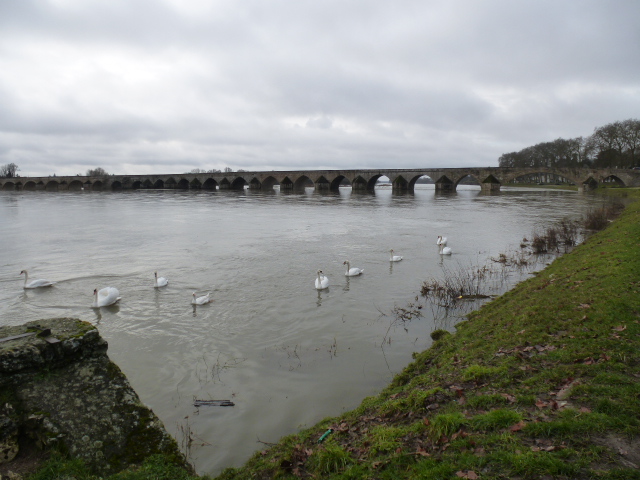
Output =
[
  {"x1": 579, "y1": 407, "x2": 591, "y2": 413},
  {"x1": 415, "y1": 447, "x2": 430, "y2": 457},
  {"x1": 456, "y1": 471, "x2": 479, "y2": 479},
  {"x1": 535, "y1": 400, "x2": 548, "y2": 409},
  {"x1": 501, "y1": 393, "x2": 516, "y2": 403},
  {"x1": 613, "y1": 325, "x2": 627, "y2": 331},
  {"x1": 510, "y1": 420, "x2": 526, "y2": 432}
]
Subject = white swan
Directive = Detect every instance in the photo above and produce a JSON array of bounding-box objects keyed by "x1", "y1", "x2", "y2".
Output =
[
  {"x1": 439, "y1": 244, "x2": 452, "y2": 255},
  {"x1": 154, "y1": 271, "x2": 168, "y2": 288},
  {"x1": 92, "y1": 287, "x2": 121, "y2": 307},
  {"x1": 437, "y1": 236, "x2": 448, "y2": 246},
  {"x1": 389, "y1": 249, "x2": 403, "y2": 262},
  {"x1": 315, "y1": 270, "x2": 329, "y2": 290},
  {"x1": 192, "y1": 292, "x2": 211, "y2": 305},
  {"x1": 20, "y1": 270, "x2": 56, "y2": 289},
  {"x1": 343, "y1": 260, "x2": 364, "y2": 277}
]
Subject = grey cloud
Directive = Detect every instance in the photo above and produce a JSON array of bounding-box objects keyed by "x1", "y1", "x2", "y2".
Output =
[{"x1": 0, "y1": 0, "x2": 639, "y2": 175}]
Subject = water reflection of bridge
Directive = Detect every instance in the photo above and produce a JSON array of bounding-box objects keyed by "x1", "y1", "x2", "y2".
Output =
[{"x1": 2, "y1": 167, "x2": 639, "y2": 193}]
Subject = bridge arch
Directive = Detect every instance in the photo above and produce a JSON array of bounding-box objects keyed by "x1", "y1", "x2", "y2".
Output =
[
  {"x1": 249, "y1": 177, "x2": 261, "y2": 190},
  {"x1": 92, "y1": 181, "x2": 103, "y2": 191},
  {"x1": 190, "y1": 178, "x2": 202, "y2": 189},
  {"x1": 177, "y1": 178, "x2": 189, "y2": 189},
  {"x1": 601, "y1": 175, "x2": 626, "y2": 187},
  {"x1": 454, "y1": 174, "x2": 481, "y2": 187},
  {"x1": 313, "y1": 175, "x2": 330, "y2": 192},
  {"x1": 407, "y1": 174, "x2": 424, "y2": 191},
  {"x1": 153, "y1": 179, "x2": 164, "y2": 189},
  {"x1": 45, "y1": 180, "x2": 59, "y2": 192},
  {"x1": 367, "y1": 174, "x2": 386, "y2": 191},
  {"x1": 2, "y1": 181, "x2": 15, "y2": 191},
  {"x1": 434, "y1": 175, "x2": 454, "y2": 192},
  {"x1": 329, "y1": 175, "x2": 349, "y2": 192},
  {"x1": 582, "y1": 177, "x2": 599, "y2": 191},
  {"x1": 230, "y1": 176, "x2": 248, "y2": 190},
  {"x1": 280, "y1": 176, "x2": 293, "y2": 192},
  {"x1": 351, "y1": 175, "x2": 368, "y2": 193},
  {"x1": 68, "y1": 180, "x2": 84, "y2": 191},
  {"x1": 131, "y1": 180, "x2": 142, "y2": 190},
  {"x1": 203, "y1": 178, "x2": 218, "y2": 190},
  {"x1": 165, "y1": 177, "x2": 177, "y2": 189},
  {"x1": 111, "y1": 181, "x2": 123, "y2": 190},
  {"x1": 293, "y1": 175, "x2": 313, "y2": 193},
  {"x1": 142, "y1": 179, "x2": 153, "y2": 189},
  {"x1": 261, "y1": 176, "x2": 279, "y2": 191}
]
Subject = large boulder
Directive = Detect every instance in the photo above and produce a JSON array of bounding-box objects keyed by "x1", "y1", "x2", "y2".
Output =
[{"x1": 0, "y1": 318, "x2": 191, "y2": 476}]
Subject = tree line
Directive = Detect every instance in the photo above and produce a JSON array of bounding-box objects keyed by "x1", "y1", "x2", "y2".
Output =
[{"x1": 499, "y1": 118, "x2": 640, "y2": 169}]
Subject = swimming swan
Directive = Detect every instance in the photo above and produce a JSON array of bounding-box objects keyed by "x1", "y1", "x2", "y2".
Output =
[
  {"x1": 439, "y1": 244, "x2": 452, "y2": 255},
  {"x1": 343, "y1": 260, "x2": 364, "y2": 276},
  {"x1": 315, "y1": 270, "x2": 329, "y2": 290},
  {"x1": 192, "y1": 292, "x2": 211, "y2": 305},
  {"x1": 93, "y1": 287, "x2": 121, "y2": 307},
  {"x1": 154, "y1": 271, "x2": 168, "y2": 288},
  {"x1": 436, "y1": 236, "x2": 448, "y2": 246},
  {"x1": 20, "y1": 270, "x2": 56, "y2": 289},
  {"x1": 389, "y1": 249, "x2": 403, "y2": 262}
]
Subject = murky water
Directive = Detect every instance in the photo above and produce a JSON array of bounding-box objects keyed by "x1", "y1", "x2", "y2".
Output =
[{"x1": 0, "y1": 185, "x2": 608, "y2": 474}]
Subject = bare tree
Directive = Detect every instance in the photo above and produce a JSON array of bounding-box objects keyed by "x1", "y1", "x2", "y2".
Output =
[{"x1": 0, "y1": 163, "x2": 19, "y2": 178}]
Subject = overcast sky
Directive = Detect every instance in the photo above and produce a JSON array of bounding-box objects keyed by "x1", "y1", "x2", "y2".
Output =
[{"x1": 1, "y1": 0, "x2": 639, "y2": 177}]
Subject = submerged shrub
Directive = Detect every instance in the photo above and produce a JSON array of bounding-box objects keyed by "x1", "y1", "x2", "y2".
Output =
[{"x1": 584, "y1": 207, "x2": 609, "y2": 231}]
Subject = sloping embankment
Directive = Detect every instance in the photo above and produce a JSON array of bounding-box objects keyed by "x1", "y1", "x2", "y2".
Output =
[{"x1": 216, "y1": 192, "x2": 640, "y2": 479}]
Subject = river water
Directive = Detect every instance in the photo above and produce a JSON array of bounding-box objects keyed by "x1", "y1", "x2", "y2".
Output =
[{"x1": 0, "y1": 185, "x2": 607, "y2": 475}]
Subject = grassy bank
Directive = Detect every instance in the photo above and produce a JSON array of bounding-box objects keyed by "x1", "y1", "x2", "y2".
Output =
[
  {"x1": 215, "y1": 190, "x2": 640, "y2": 480},
  {"x1": 24, "y1": 189, "x2": 640, "y2": 480}
]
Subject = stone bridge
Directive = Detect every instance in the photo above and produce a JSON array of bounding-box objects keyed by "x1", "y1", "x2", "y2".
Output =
[{"x1": 1, "y1": 167, "x2": 639, "y2": 193}]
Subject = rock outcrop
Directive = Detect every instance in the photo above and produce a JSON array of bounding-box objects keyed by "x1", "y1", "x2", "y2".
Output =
[{"x1": 0, "y1": 318, "x2": 191, "y2": 476}]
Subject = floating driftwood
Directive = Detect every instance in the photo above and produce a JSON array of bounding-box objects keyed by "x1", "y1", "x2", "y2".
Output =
[{"x1": 193, "y1": 399, "x2": 235, "y2": 407}]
